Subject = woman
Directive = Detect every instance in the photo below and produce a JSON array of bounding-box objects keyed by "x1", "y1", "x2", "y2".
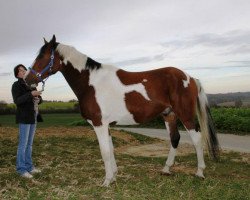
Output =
[{"x1": 11, "y1": 64, "x2": 43, "y2": 178}]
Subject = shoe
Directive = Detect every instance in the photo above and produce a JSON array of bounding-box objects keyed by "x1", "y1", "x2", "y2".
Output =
[
  {"x1": 21, "y1": 172, "x2": 33, "y2": 179},
  {"x1": 30, "y1": 168, "x2": 41, "y2": 174}
]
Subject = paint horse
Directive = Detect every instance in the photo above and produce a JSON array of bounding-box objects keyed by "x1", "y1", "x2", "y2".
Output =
[{"x1": 25, "y1": 35, "x2": 220, "y2": 186}]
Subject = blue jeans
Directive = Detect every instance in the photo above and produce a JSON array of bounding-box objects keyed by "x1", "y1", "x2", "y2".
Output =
[{"x1": 16, "y1": 123, "x2": 37, "y2": 175}]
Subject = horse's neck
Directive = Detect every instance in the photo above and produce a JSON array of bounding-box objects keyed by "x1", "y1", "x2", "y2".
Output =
[
  {"x1": 60, "y1": 63, "x2": 90, "y2": 100},
  {"x1": 57, "y1": 43, "x2": 120, "y2": 99}
]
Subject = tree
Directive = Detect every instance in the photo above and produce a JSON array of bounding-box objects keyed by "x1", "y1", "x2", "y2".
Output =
[{"x1": 0, "y1": 100, "x2": 8, "y2": 109}]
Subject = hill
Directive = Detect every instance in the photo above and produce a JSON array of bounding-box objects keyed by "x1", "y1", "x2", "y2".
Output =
[{"x1": 207, "y1": 92, "x2": 250, "y2": 107}]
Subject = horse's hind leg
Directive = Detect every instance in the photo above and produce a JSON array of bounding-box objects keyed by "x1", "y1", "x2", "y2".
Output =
[
  {"x1": 180, "y1": 119, "x2": 206, "y2": 178},
  {"x1": 108, "y1": 130, "x2": 118, "y2": 178},
  {"x1": 161, "y1": 111, "x2": 180, "y2": 175},
  {"x1": 186, "y1": 126, "x2": 206, "y2": 178}
]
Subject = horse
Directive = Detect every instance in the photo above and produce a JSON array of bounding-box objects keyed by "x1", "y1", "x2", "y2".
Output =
[{"x1": 24, "y1": 35, "x2": 220, "y2": 186}]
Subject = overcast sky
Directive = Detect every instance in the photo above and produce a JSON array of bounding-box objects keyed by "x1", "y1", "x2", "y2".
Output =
[{"x1": 0, "y1": 0, "x2": 250, "y2": 103}]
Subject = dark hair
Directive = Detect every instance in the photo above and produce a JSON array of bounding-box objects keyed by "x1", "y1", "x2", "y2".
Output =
[{"x1": 14, "y1": 64, "x2": 27, "y2": 78}]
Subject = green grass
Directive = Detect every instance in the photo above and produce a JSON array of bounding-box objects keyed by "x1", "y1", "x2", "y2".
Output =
[
  {"x1": 0, "y1": 113, "x2": 83, "y2": 128},
  {"x1": 8, "y1": 101, "x2": 77, "y2": 110},
  {"x1": 0, "y1": 127, "x2": 249, "y2": 199}
]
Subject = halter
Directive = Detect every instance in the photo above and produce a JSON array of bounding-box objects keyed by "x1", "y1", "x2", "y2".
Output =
[{"x1": 29, "y1": 50, "x2": 54, "y2": 91}]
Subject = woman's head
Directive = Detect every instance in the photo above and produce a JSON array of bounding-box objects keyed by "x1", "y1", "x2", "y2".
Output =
[{"x1": 14, "y1": 64, "x2": 27, "y2": 79}]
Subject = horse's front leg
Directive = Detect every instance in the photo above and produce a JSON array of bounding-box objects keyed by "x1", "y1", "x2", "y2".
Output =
[
  {"x1": 93, "y1": 124, "x2": 116, "y2": 186},
  {"x1": 109, "y1": 133, "x2": 118, "y2": 178}
]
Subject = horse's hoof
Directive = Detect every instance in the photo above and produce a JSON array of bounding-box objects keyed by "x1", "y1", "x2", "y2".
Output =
[
  {"x1": 161, "y1": 172, "x2": 172, "y2": 176},
  {"x1": 101, "y1": 176, "x2": 116, "y2": 187},
  {"x1": 160, "y1": 170, "x2": 172, "y2": 176},
  {"x1": 101, "y1": 179, "x2": 111, "y2": 187},
  {"x1": 195, "y1": 172, "x2": 205, "y2": 179}
]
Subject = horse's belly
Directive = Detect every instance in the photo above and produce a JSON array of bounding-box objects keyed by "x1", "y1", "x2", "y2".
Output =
[
  {"x1": 114, "y1": 114, "x2": 138, "y2": 125},
  {"x1": 101, "y1": 105, "x2": 138, "y2": 125}
]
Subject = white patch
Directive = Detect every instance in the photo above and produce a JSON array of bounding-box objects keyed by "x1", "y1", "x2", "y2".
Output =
[
  {"x1": 94, "y1": 124, "x2": 115, "y2": 186},
  {"x1": 182, "y1": 72, "x2": 190, "y2": 88},
  {"x1": 142, "y1": 79, "x2": 147, "y2": 82},
  {"x1": 189, "y1": 129, "x2": 202, "y2": 146},
  {"x1": 188, "y1": 129, "x2": 206, "y2": 177},
  {"x1": 166, "y1": 145, "x2": 176, "y2": 167},
  {"x1": 165, "y1": 122, "x2": 170, "y2": 134},
  {"x1": 56, "y1": 44, "x2": 87, "y2": 72},
  {"x1": 89, "y1": 65, "x2": 151, "y2": 125},
  {"x1": 162, "y1": 144, "x2": 176, "y2": 174},
  {"x1": 109, "y1": 136, "x2": 117, "y2": 175},
  {"x1": 87, "y1": 120, "x2": 93, "y2": 126}
]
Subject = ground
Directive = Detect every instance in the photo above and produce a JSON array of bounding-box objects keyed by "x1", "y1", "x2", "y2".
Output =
[
  {"x1": 1, "y1": 126, "x2": 249, "y2": 164},
  {"x1": 0, "y1": 126, "x2": 249, "y2": 199}
]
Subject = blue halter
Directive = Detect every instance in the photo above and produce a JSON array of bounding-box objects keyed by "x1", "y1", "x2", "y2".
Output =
[{"x1": 29, "y1": 50, "x2": 55, "y2": 90}]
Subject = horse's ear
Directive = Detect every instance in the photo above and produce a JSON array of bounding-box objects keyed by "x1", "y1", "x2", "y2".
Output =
[
  {"x1": 43, "y1": 37, "x2": 48, "y2": 44},
  {"x1": 50, "y1": 35, "x2": 56, "y2": 44}
]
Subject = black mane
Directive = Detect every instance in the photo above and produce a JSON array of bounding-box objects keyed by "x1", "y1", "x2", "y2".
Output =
[{"x1": 86, "y1": 57, "x2": 102, "y2": 70}]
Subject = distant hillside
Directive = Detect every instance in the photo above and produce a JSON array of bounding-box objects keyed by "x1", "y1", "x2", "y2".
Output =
[{"x1": 207, "y1": 92, "x2": 250, "y2": 107}]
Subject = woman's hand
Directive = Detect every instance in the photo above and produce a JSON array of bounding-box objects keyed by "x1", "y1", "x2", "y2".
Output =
[{"x1": 31, "y1": 91, "x2": 42, "y2": 97}]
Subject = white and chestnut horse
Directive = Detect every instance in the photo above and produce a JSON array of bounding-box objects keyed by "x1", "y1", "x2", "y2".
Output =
[{"x1": 25, "y1": 35, "x2": 220, "y2": 186}]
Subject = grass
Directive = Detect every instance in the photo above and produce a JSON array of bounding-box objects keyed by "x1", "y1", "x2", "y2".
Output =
[
  {"x1": 8, "y1": 101, "x2": 77, "y2": 110},
  {"x1": 0, "y1": 126, "x2": 249, "y2": 199},
  {"x1": 0, "y1": 113, "x2": 83, "y2": 128}
]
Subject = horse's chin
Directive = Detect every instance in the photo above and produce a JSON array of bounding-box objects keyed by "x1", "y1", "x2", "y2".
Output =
[{"x1": 24, "y1": 79, "x2": 38, "y2": 89}]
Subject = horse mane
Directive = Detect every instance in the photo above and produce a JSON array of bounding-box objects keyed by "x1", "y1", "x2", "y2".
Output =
[
  {"x1": 86, "y1": 57, "x2": 102, "y2": 70},
  {"x1": 56, "y1": 43, "x2": 102, "y2": 72}
]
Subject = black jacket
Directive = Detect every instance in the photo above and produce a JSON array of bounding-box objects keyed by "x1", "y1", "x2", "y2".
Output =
[{"x1": 11, "y1": 78, "x2": 43, "y2": 124}]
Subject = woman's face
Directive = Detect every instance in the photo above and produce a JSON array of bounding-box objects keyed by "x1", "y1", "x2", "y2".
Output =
[{"x1": 17, "y1": 67, "x2": 27, "y2": 79}]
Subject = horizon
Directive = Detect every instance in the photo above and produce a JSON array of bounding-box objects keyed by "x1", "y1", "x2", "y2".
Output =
[
  {"x1": 1, "y1": 0, "x2": 250, "y2": 103},
  {"x1": 3, "y1": 91, "x2": 250, "y2": 104}
]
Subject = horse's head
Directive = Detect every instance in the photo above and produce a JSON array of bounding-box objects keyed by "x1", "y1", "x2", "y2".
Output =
[{"x1": 25, "y1": 35, "x2": 62, "y2": 87}]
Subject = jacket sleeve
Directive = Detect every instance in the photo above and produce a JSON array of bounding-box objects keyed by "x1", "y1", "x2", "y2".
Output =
[{"x1": 11, "y1": 82, "x2": 33, "y2": 106}]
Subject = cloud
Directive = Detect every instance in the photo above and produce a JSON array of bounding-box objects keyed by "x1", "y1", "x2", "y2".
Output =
[
  {"x1": 226, "y1": 61, "x2": 250, "y2": 64},
  {"x1": 112, "y1": 54, "x2": 165, "y2": 66},
  {"x1": 185, "y1": 65, "x2": 250, "y2": 72},
  {"x1": 185, "y1": 65, "x2": 250, "y2": 71},
  {"x1": 161, "y1": 30, "x2": 250, "y2": 51},
  {"x1": 224, "y1": 44, "x2": 250, "y2": 55}
]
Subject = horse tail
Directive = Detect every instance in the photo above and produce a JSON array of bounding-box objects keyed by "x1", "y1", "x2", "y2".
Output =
[{"x1": 195, "y1": 79, "x2": 220, "y2": 160}]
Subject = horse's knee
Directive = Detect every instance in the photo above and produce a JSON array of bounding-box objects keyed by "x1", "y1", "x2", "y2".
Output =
[
  {"x1": 163, "y1": 112, "x2": 180, "y2": 148},
  {"x1": 171, "y1": 130, "x2": 180, "y2": 148}
]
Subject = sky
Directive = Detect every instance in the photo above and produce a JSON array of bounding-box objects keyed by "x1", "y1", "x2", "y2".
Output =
[{"x1": 0, "y1": 0, "x2": 250, "y2": 103}]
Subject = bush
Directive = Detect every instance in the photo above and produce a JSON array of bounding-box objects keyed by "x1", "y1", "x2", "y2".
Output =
[{"x1": 212, "y1": 108, "x2": 250, "y2": 132}]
